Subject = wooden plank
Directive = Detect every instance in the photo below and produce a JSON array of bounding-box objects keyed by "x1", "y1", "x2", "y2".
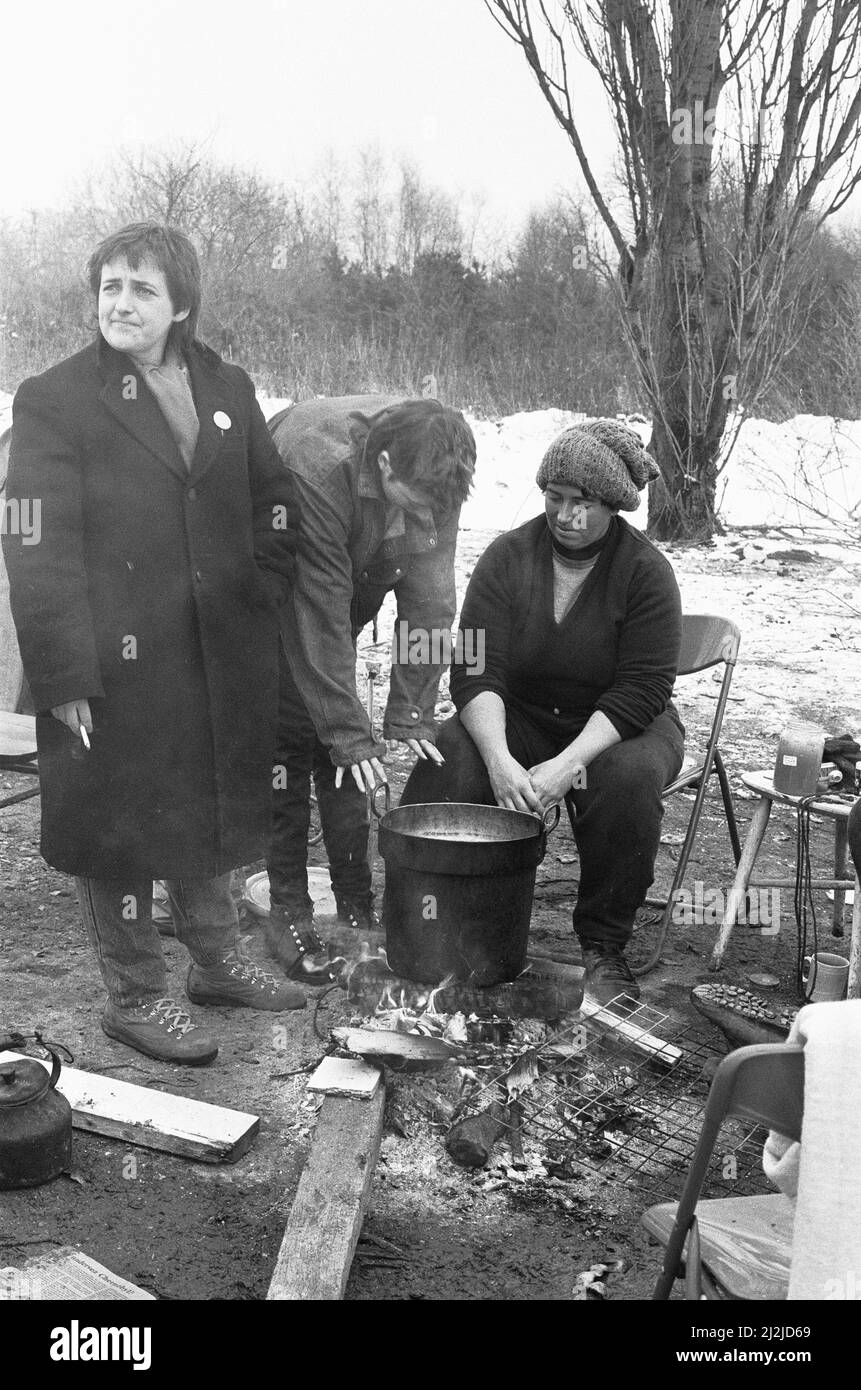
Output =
[
  {"x1": 307, "y1": 1055, "x2": 382, "y2": 1098},
  {"x1": 330, "y1": 1026, "x2": 456, "y2": 1066},
  {"x1": 0, "y1": 1052, "x2": 259, "y2": 1163},
  {"x1": 576, "y1": 1003, "x2": 683, "y2": 1066},
  {"x1": 267, "y1": 1087, "x2": 386, "y2": 1300}
]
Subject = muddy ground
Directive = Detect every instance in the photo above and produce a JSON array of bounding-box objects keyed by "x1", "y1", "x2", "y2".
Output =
[{"x1": 2, "y1": 526, "x2": 860, "y2": 1301}]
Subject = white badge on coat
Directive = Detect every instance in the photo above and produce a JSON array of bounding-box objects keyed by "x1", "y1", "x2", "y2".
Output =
[{"x1": 213, "y1": 411, "x2": 232, "y2": 432}]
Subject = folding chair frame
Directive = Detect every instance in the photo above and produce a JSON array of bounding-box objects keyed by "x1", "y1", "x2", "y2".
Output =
[
  {"x1": 650, "y1": 1042, "x2": 804, "y2": 1299},
  {"x1": 0, "y1": 763, "x2": 39, "y2": 811},
  {"x1": 634, "y1": 614, "x2": 743, "y2": 975}
]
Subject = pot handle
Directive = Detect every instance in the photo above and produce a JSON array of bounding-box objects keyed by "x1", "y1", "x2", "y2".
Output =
[
  {"x1": 0, "y1": 1032, "x2": 72, "y2": 1086},
  {"x1": 370, "y1": 782, "x2": 392, "y2": 820},
  {"x1": 542, "y1": 803, "x2": 561, "y2": 835},
  {"x1": 43, "y1": 1043, "x2": 65, "y2": 1090}
]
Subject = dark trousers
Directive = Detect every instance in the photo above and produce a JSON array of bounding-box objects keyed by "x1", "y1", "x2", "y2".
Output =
[
  {"x1": 76, "y1": 875, "x2": 239, "y2": 1009},
  {"x1": 267, "y1": 646, "x2": 371, "y2": 912},
  {"x1": 400, "y1": 708, "x2": 684, "y2": 948}
]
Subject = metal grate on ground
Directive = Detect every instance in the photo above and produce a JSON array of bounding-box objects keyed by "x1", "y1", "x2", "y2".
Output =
[{"x1": 460, "y1": 998, "x2": 776, "y2": 1200}]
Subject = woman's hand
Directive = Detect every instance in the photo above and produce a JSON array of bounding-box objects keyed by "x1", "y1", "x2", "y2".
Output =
[
  {"x1": 488, "y1": 752, "x2": 545, "y2": 815},
  {"x1": 528, "y1": 754, "x2": 585, "y2": 806},
  {"x1": 51, "y1": 698, "x2": 92, "y2": 735}
]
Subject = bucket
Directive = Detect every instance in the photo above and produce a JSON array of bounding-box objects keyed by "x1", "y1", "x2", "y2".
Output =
[{"x1": 372, "y1": 789, "x2": 559, "y2": 986}]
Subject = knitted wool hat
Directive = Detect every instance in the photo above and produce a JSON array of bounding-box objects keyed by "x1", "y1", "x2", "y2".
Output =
[{"x1": 536, "y1": 418, "x2": 660, "y2": 511}]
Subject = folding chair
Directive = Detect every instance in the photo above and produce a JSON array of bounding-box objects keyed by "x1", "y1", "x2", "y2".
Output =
[
  {"x1": 643, "y1": 1042, "x2": 804, "y2": 1299},
  {"x1": 632, "y1": 614, "x2": 742, "y2": 975}
]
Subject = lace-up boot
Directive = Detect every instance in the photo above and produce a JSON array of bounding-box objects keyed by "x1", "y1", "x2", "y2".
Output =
[{"x1": 101, "y1": 996, "x2": 218, "y2": 1065}]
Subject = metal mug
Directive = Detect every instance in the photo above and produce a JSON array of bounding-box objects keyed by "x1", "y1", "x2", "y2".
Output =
[{"x1": 802, "y1": 951, "x2": 849, "y2": 1003}]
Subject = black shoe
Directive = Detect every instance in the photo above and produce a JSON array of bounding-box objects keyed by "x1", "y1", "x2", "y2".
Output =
[
  {"x1": 266, "y1": 905, "x2": 344, "y2": 984},
  {"x1": 335, "y1": 896, "x2": 381, "y2": 932},
  {"x1": 580, "y1": 943, "x2": 640, "y2": 1008}
]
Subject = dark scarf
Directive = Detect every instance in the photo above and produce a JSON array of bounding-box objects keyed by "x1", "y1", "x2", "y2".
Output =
[{"x1": 550, "y1": 522, "x2": 614, "y2": 566}]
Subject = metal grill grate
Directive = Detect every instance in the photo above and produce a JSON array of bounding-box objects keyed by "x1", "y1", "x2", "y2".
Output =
[{"x1": 459, "y1": 999, "x2": 776, "y2": 1199}]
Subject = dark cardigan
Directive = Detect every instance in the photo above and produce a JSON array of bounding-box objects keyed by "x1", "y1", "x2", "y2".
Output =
[{"x1": 450, "y1": 513, "x2": 682, "y2": 742}]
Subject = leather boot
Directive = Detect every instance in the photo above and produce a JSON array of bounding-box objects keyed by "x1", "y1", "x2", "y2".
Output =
[{"x1": 265, "y1": 906, "x2": 344, "y2": 985}]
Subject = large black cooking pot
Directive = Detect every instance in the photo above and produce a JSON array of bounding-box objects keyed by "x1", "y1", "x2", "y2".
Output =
[{"x1": 373, "y1": 790, "x2": 559, "y2": 986}]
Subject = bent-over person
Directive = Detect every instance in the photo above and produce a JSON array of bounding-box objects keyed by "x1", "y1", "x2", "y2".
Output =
[{"x1": 265, "y1": 395, "x2": 476, "y2": 980}]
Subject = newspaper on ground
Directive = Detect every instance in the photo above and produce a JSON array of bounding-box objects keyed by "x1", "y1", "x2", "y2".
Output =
[{"x1": 0, "y1": 1247, "x2": 155, "y2": 1299}]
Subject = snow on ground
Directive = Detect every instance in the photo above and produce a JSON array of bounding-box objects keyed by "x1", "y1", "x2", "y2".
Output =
[
  {"x1": 458, "y1": 409, "x2": 861, "y2": 539},
  {"x1": 5, "y1": 382, "x2": 861, "y2": 543},
  {"x1": 257, "y1": 398, "x2": 861, "y2": 540}
]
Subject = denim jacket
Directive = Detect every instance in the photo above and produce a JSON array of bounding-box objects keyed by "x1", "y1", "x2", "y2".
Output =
[{"x1": 270, "y1": 395, "x2": 461, "y2": 767}]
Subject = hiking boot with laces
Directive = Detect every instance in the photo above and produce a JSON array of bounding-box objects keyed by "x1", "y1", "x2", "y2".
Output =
[
  {"x1": 580, "y1": 943, "x2": 641, "y2": 1008},
  {"x1": 265, "y1": 905, "x2": 343, "y2": 985},
  {"x1": 186, "y1": 950, "x2": 306, "y2": 1011},
  {"x1": 336, "y1": 895, "x2": 382, "y2": 932},
  {"x1": 102, "y1": 997, "x2": 218, "y2": 1065}
]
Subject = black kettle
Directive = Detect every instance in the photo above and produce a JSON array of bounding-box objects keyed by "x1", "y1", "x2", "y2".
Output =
[{"x1": 0, "y1": 1036, "x2": 73, "y2": 1189}]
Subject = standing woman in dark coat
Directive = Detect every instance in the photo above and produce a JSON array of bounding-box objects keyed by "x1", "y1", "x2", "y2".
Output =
[{"x1": 3, "y1": 223, "x2": 304, "y2": 1065}]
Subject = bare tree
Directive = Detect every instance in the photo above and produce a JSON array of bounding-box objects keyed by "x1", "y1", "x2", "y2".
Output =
[
  {"x1": 394, "y1": 159, "x2": 463, "y2": 272},
  {"x1": 353, "y1": 146, "x2": 390, "y2": 272},
  {"x1": 488, "y1": 1, "x2": 861, "y2": 538}
]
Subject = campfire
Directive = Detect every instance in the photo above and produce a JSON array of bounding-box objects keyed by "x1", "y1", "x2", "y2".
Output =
[{"x1": 328, "y1": 953, "x2": 778, "y2": 1202}]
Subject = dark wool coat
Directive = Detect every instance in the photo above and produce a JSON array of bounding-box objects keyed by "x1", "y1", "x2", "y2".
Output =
[{"x1": 3, "y1": 337, "x2": 297, "y2": 880}]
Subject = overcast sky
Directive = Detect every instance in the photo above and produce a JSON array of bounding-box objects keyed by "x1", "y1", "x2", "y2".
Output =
[
  {"x1": 2, "y1": 0, "x2": 615, "y2": 242},
  {"x1": 5, "y1": 0, "x2": 859, "y2": 243}
]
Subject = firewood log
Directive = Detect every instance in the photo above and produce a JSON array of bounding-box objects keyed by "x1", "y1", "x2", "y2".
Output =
[
  {"x1": 346, "y1": 962, "x2": 582, "y2": 1019},
  {"x1": 445, "y1": 1100, "x2": 509, "y2": 1168}
]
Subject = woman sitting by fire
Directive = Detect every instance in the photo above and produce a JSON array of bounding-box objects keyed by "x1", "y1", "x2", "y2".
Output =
[{"x1": 400, "y1": 420, "x2": 685, "y2": 1004}]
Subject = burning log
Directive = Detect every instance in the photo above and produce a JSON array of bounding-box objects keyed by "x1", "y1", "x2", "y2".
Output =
[
  {"x1": 445, "y1": 1100, "x2": 509, "y2": 1169},
  {"x1": 346, "y1": 958, "x2": 582, "y2": 1020}
]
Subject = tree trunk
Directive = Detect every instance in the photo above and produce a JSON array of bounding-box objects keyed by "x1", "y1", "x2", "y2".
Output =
[{"x1": 646, "y1": 413, "x2": 724, "y2": 541}]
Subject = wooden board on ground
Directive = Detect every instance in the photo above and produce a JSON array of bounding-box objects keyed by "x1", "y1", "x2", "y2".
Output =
[
  {"x1": 575, "y1": 1003, "x2": 683, "y2": 1066},
  {"x1": 330, "y1": 1027, "x2": 456, "y2": 1066},
  {"x1": 267, "y1": 1086, "x2": 386, "y2": 1300},
  {"x1": 0, "y1": 1052, "x2": 259, "y2": 1163},
  {"x1": 307, "y1": 1054, "x2": 382, "y2": 1098}
]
